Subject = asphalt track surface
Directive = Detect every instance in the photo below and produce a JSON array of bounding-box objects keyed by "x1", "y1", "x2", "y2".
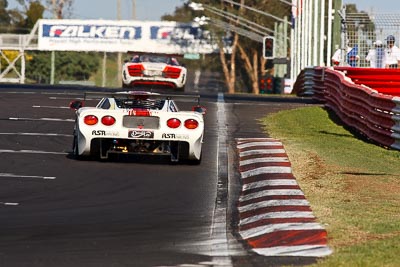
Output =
[{"x1": 0, "y1": 85, "x2": 319, "y2": 267}]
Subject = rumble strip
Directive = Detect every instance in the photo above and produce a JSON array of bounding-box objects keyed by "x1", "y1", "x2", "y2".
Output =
[{"x1": 236, "y1": 138, "x2": 332, "y2": 257}]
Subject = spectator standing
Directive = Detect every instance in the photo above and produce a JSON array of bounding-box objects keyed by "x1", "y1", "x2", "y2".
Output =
[
  {"x1": 332, "y1": 44, "x2": 359, "y2": 67},
  {"x1": 384, "y1": 35, "x2": 400, "y2": 69},
  {"x1": 366, "y1": 40, "x2": 385, "y2": 68}
]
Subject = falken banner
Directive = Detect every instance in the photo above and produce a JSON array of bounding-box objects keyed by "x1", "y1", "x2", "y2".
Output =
[{"x1": 38, "y1": 19, "x2": 222, "y2": 54}]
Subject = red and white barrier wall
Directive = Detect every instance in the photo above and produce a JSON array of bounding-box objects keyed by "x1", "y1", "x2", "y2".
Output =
[{"x1": 293, "y1": 67, "x2": 400, "y2": 150}]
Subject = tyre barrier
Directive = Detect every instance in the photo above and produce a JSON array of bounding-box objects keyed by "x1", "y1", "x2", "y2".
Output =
[{"x1": 236, "y1": 138, "x2": 332, "y2": 257}]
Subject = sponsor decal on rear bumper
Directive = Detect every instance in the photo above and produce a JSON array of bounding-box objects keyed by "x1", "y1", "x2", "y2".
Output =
[
  {"x1": 161, "y1": 133, "x2": 189, "y2": 139},
  {"x1": 128, "y1": 130, "x2": 154, "y2": 138},
  {"x1": 92, "y1": 130, "x2": 120, "y2": 136}
]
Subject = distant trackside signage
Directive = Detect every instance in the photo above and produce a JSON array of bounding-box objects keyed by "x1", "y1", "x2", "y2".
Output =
[{"x1": 38, "y1": 19, "x2": 228, "y2": 54}]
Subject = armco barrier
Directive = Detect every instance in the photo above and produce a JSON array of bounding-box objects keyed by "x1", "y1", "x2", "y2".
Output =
[{"x1": 295, "y1": 67, "x2": 400, "y2": 150}]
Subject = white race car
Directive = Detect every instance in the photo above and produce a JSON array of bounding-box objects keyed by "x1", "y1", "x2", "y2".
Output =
[
  {"x1": 122, "y1": 53, "x2": 187, "y2": 90},
  {"x1": 69, "y1": 91, "x2": 206, "y2": 163}
]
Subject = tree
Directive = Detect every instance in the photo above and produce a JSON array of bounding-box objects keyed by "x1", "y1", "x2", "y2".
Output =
[
  {"x1": 25, "y1": 51, "x2": 100, "y2": 83},
  {"x1": 47, "y1": 0, "x2": 73, "y2": 19},
  {"x1": 167, "y1": 0, "x2": 290, "y2": 94},
  {"x1": 5, "y1": 1, "x2": 46, "y2": 33},
  {"x1": 0, "y1": 0, "x2": 12, "y2": 32},
  {"x1": 217, "y1": 0, "x2": 241, "y2": 94},
  {"x1": 9, "y1": 0, "x2": 45, "y2": 32},
  {"x1": 161, "y1": 4, "x2": 193, "y2": 23},
  {"x1": 230, "y1": 0, "x2": 290, "y2": 94},
  {"x1": 14, "y1": 0, "x2": 74, "y2": 20},
  {"x1": 25, "y1": 1, "x2": 45, "y2": 28}
]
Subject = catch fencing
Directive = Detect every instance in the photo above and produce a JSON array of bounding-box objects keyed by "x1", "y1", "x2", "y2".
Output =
[
  {"x1": 345, "y1": 12, "x2": 400, "y2": 68},
  {"x1": 293, "y1": 67, "x2": 400, "y2": 150}
]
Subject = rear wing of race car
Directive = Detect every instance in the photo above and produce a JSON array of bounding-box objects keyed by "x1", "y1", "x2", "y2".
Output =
[
  {"x1": 83, "y1": 91, "x2": 201, "y2": 105},
  {"x1": 125, "y1": 51, "x2": 183, "y2": 58},
  {"x1": 72, "y1": 91, "x2": 206, "y2": 114}
]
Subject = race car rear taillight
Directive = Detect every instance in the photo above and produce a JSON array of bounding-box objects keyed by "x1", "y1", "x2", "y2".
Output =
[
  {"x1": 101, "y1": 115, "x2": 116, "y2": 126},
  {"x1": 167, "y1": 118, "x2": 181, "y2": 128},
  {"x1": 184, "y1": 119, "x2": 199, "y2": 129},
  {"x1": 84, "y1": 115, "x2": 98, "y2": 125},
  {"x1": 163, "y1": 66, "x2": 181, "y2": 79},
  {"x1": 128, "y1": 64, "x2": 144, "y2": 76},
  {"x1": 129, "y1": 109, "x2": 150, "y2": 116}
]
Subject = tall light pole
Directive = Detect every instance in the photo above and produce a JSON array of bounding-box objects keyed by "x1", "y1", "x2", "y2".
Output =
[
  {"x1": 117, "y1": 0, "x2": 121, "y2": 20},
  {"x1": 117, "y1": 0, "x2": 122, "y2": 87},
  {"x1": 132, "y1": 0, "x2": 136, "y2": 20}
]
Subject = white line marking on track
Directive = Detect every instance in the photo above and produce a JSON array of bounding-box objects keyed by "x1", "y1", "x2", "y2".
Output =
[
  {"x1": 49, "y1": 96, "x2": 84, "y2": 100},
  {"x1": 0, "y1": 173, "x2": 56, "y2": 180},
  {"x1": 41, "y1": 92, "x2": 82, "y2": 96},
  {"x1": 240, "y1": 222, "x2": 325, "y2": 239},
  {"x1": 32, "y1": 105, "x2": 69, "y2": 109},
  {"x1": 0, "y1": 202, "x2": 19, "y2": 206},
  {"x1": 241, "y1": 166, "x2": 292, "y2": 179},
  {"x1": 238, "y1": 199, "x2": 310, "y2": 212},
  {"x1": 0, "y1": 149, "x2": 68, "y2": 155},
  {"x1": 213, "y1": 92, "x2": 234, "y2": 263},
  {"x1": 239, "y1": 189, "x2": 304, "y2": 202},
  {"x1": 9, "y1": 117, "x2": 74, "y2": 122},
  {"x1": 239, "y1": 149, "x2": 286, "y2": 157},
  {"x1": 0, "y1": 132, "x2": 72, "y2": 137},
  {"x1": 240, "y1": 211, "x2": 315, "y2": 225},
  {"x1": 0, "y1": 91, "x2": 35, "y2": 94}
]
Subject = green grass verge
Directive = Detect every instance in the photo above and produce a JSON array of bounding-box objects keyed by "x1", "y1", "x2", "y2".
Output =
[{"x1": 260, "y1": 106, "x2": 400, "y2": 267}]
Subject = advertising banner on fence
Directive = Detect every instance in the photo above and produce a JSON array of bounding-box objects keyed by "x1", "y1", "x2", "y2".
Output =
[{"x1": 38, "y1": 19, "x2": 224, "y2": 54}]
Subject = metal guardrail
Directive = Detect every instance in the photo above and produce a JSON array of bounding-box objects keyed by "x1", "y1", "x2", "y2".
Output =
[{"x1": 0, "y1": 34, "x2": 38, "y2": 50}]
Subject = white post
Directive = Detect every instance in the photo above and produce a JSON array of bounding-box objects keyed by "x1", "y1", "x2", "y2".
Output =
[
  {"x1": 50, "y1": 51, "x2": 55, "y2": 85},
  {"x1": 313, "y1": 0, "x2": 319, "y2": 66},
  {"x1": 320, "y1": 0, "x2": 326, "y2": 66},
  {"x1": 301, "y1": 0, "x2": 306, "y2": 70},
  {"x1": 102, "y1": 52, "x2": 107, "y2": 87},
  {"x1": 296, "y1": 0, "x2": 302, "y2": 74},
  {"x1": 21, "y1": 50, "x2": 25, "y2": 84},
  {"x1": 307, "y1": 0, "x2": 313, "y2": 67},
  {"x1": 290, "y1": 0, "x2": 295, "y2": 80},
  {"x1": 327, "y1": 0, "x2": 333, "y2": 66}
]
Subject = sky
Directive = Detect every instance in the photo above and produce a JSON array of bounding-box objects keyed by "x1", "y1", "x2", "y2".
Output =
[
  {"x1": 7, "y1": 0, "x2": 400, "y2": 21},
  {"x1": 8, "y1": 0, "x2": 186, "y2": 21},
  {"x1": 342, "y1": 0, "x2": 400, "y2": 13}
]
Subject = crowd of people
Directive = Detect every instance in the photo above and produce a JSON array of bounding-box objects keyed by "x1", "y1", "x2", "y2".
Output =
[{"x1": 332, "y1": 35, "x2": 400, "y2": 68}]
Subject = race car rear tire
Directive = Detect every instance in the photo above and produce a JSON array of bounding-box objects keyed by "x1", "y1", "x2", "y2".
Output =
[
  {"x1": 175, "y1": 141, "x2": 201, "y2": 164},
  {"x1": 72, "y1": 135, "x2": 82, "y2": 160},
  {"x1": 90, "y1": 139, "x2": 102, "y2": 160}
]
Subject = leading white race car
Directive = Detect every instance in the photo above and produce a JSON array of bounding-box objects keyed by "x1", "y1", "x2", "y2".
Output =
[
  {"x1": 69, "y1": 91, "x2": 206, "y2": 163},
  {"x1": 122, "y1": 53, "x2": 187, "y2": 90}
]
